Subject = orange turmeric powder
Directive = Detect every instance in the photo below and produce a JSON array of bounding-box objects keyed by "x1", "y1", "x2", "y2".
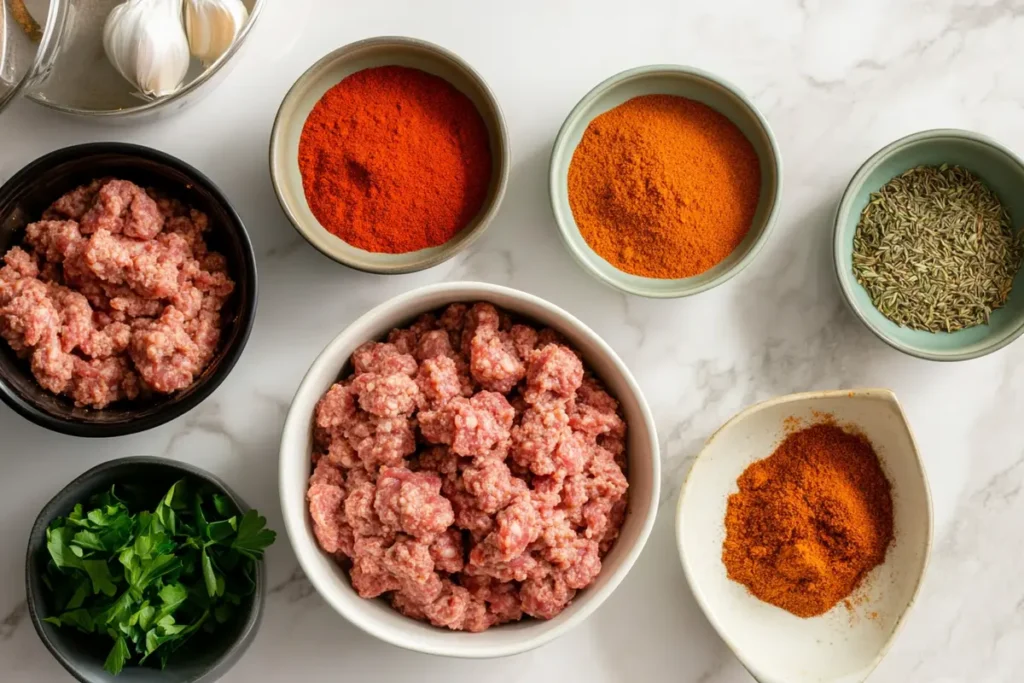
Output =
[
  {"x1": 722, "y1": 423, "x2": 894, "y2": 618},
  {"x1": 567, "y1": 95, "x2": 761, "y2": 279}
]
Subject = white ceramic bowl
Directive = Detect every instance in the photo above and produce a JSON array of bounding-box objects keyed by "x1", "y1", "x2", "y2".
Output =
[
  {"x1": 676, "y1": 389, "x2": 932, "y2": 683},
  {"x1": 279, "y1": 282, "x2": 660, "y2": 657}
]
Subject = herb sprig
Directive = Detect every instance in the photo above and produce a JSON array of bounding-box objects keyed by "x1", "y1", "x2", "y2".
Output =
[{"x1": 42, "y1": 480, "x2": 276, "y2": 675}]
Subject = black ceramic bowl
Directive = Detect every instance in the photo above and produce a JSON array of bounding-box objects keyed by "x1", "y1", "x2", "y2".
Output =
[
  {"x1": 26, "y1": 456, "x2": 266, "y2": 683},
  {"x1": 0, "y1": 143, "x2": 257, "y2": 437}
]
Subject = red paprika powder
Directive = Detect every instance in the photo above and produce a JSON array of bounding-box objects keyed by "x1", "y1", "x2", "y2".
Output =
[{"x1": 298, "y1": 66, "x2": 493, "y2": 254}]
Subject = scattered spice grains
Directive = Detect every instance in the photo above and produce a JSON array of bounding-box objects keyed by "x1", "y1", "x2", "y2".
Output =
[{"x1": 722, "y1": 421, "x2": 894, "y2": 618}]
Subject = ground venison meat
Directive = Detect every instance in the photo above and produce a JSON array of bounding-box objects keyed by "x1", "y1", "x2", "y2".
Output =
[
  {"x1": 419, "y1": 391, "x2": 514, "y2": 457},
  {"x1": 351, "y1": 372, "x2": 420, "y2": 417},
  {"x1": 415, "y1": 355, "x2": 462, "y2": 408},
  {"x1": 523, "y1": 343, "x2": 584, "y2": 405},
  {"x1": 306, "y1": 302, "x2": 630, "y2": 632},
  {"x1": 0, "y1": 179, "x2": 234, "y2": 408}
]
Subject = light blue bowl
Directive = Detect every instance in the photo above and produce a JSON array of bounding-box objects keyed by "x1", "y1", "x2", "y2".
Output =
[
  {"x1": 834, "y1": 129, "x2": 1024, "y2": 361},
  {"x1": 549, "y1": 65, "x2": 782, "y2": 298}
]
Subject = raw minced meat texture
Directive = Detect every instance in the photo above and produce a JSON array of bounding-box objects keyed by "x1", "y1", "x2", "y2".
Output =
[
  {"x1": 0, "y1": 179, "x2": 234, "y2": 408},
  {"x1": 306, "y1": 302, "x2": 629, "y2": 632}
]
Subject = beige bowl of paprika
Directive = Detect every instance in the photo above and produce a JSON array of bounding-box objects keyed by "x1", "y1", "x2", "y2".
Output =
[
  {"x1": 549, "y1": 65, "x2": 782, "y2": 298},
  {"x1": 676, "y1": 389, "x2": 932, "y2": 683},
  {"x1": 270, "y1": 37, "x2": 510, "y2": 274}
]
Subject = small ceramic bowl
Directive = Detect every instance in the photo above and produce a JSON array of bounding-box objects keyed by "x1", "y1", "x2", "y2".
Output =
[
  {"x1": 549, "y1": 65, "x2": 782, "y2": 298},
  {"x1": 0, "y1": 143, "x2": 258, "y2": 437},
  {"x1": 834, "y1": 129, "x2": 1024, "y2": 361},
  {"x1": 676, "y1": 389, "x2": 932, "y2": 683},
  {"x1": 26, "y1": 456, "x2": 266, "y2": 683},
  {"x1": 279, "y1": 281, "x2": 660, "y2": 657},
  {"x1": 270, "y1": 37, "x2": 510, "y2": 274}
]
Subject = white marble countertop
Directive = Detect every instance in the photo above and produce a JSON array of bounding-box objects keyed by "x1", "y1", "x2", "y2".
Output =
[{"x1": 2, "y1": 1, "x2": 1023, "y2": 681}]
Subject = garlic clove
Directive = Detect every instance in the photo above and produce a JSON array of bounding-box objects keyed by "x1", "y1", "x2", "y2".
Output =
[
  {"x1": 185, "y1": 0, "x2": 249, "y2": 68},
  {"x1": 103, "y1": 0, "x2": 191, "y2": 99}
]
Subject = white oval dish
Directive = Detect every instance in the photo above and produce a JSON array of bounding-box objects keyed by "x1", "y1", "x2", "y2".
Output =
[
  {"x1": 280, "y1": 282, "x2": 660, "y2": 658},
  {"x1": 676, "y1": 389, "x2": 932, "y2": 683}
]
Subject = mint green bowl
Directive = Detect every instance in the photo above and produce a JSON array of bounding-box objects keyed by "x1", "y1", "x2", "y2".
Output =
[
  {"x1": 549, "y1": 65, "x2": 782, "y2": 298},
  {"x1": 834, "y1": 129, "x2": 1024, "y2": 361}
]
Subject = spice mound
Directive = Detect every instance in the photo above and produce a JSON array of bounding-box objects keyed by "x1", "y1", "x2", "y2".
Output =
[
  {"x1": 852, "y1": 164, "x2": 1024, "y2": 333},
  {"x1": 298, "y1": 66, "x2": 493, "y2": 254},
  {"x1": 306, "y1": 302, "x2": 629, "y2": 632},
  {"x1": 722, "y1": 422, "x2": 894, "y2": 618},
  {"x1": 0, "y1": 178, "x2": 235, "y2": 409},
  {"x1": 567, "y1": 94, "x2": 761, "y2": 279}
]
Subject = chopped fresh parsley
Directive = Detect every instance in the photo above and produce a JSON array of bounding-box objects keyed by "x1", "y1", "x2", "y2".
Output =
[{"x1": 41, "y1": 480, "x2": 275, "y2": 675}]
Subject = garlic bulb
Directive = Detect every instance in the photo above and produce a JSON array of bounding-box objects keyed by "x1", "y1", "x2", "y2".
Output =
[
  {"x1": 185, "y1": 0, "x2": 249, "y2": 67},
  {"x1": 103, "y1": 0, "x2": 191, "y2": 98}
]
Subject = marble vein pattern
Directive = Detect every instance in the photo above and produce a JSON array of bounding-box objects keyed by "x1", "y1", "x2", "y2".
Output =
[{"x1": 1, "y1": 0, "x2": 1023, "y2": 681}]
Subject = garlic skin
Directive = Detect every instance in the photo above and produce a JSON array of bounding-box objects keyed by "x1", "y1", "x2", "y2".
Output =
[
  {"x1": 185, "y1": 0, "x2": 249, "y2": 67},
  {"x1": 103, "y1": 0, "x2": 191, "y2": 98}
]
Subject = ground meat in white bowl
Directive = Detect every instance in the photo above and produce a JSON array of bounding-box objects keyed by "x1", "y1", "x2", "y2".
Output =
[
  {"x1": 306, "y1": 302, "x2": 629, "y2": 632},
  {"x1": 0, "y1": 178, "x2": 234, "y2": 408}
]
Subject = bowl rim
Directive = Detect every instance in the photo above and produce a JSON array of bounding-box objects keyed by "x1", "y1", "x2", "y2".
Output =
[
  {"x1": 278, "y1": 280, "x2": 661, "y2": 657},
  {"x1": 268, "y1": 36, "x2": 511, "y2": 275},
  {"x1": 832, "y1": 127, "x2": 1024, "y2": 362},
  {"x1": 0, "y1": 142, "x2": 258, "y2": 437},
  {"x1": 25, "y1": 455, "x2": 266, "y2": 683},
  {"x1": 24, "y1": 0, "x2": 266, "y2": 118},
  {"x1": 547, "y1": 63, "x2": 783, "y2": 299},
  {"x1": 0, "y1": 0, "x2": 68, "y2": 114},
  {"x1": 674, "y1": 388, "x2": 934, "y2": 683}
]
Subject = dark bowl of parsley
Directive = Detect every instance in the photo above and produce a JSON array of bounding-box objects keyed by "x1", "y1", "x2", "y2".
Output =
[{"x1": 25, "y1": 456, "x2": 276, "y2": 682}]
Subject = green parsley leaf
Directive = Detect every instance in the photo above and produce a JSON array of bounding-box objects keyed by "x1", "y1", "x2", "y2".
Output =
[
  {"x1": 41, "y1": 479, "x2": 275, "y2": 676},
  {"x1": 193, "y1": 494, "x2": 209, "y2": 537},
  {"x1": 64, "y1": 578, "x2": 91, "y2": 611},
  {"x1": 155, "y1": 614, "x2": 186, "y2": 637},
  {"x1": 206, "y1": 518, "x2": 237, "y2": 544},
  {"x1": 71, "y1": 530, "x2": 106, "y2": 552},
  {"x1": 46, "y1": 526, "x2": 83, "y2": 570},
  {"x1": 104, "y1": 636, "x2": 130, "y2": 676},
  {"x1": 163, "y1": 480, "x2": 190, "y2": 510},
  {"x1": 81, "y1": 559, "x2": 118, "y2": 596},
  {"x1": 97, "y1": 591, "x2": 135, "y2": 630},
  {"x1": 137, "y1": 604, "x2": 156, "y2": 631},
  {"x1": 201, "y1": 548, "x2": 218, "y2": 598},
  {"x1": 231, "y1": 510, "x2": 276, "y2": 560},
  {"x1": 211, "y1": 494, "x2": 234, "y2": 517},
  {"x1": 157, "y1": 582, "x2": 188, "y2": 612},
  {"x1": 86, "y1": 502, "x2": 129, "y2": 529},
  {"x1": 135, "y1": 555, "x2": 181, "y2": 591},
  {"x1": 67, "y1": 504, "x2": 86, "y2": 525},
  {"x1": 44, "y1": 609, "x2": 95, "y2": 633}
]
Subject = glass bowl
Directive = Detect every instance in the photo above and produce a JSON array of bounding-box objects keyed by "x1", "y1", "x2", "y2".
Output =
[{"x1": 1, "y1": 0, "x2": 263, "y2": 120}]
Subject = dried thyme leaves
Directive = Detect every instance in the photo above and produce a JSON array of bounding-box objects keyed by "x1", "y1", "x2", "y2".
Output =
[{"x1": 852, "y1": 164, "x2": 1024, "y2": 333}]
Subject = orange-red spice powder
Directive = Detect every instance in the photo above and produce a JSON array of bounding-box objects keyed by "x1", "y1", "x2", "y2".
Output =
[{"x1": 298, "y1": 66, "x2": 492, "y2": 254}]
